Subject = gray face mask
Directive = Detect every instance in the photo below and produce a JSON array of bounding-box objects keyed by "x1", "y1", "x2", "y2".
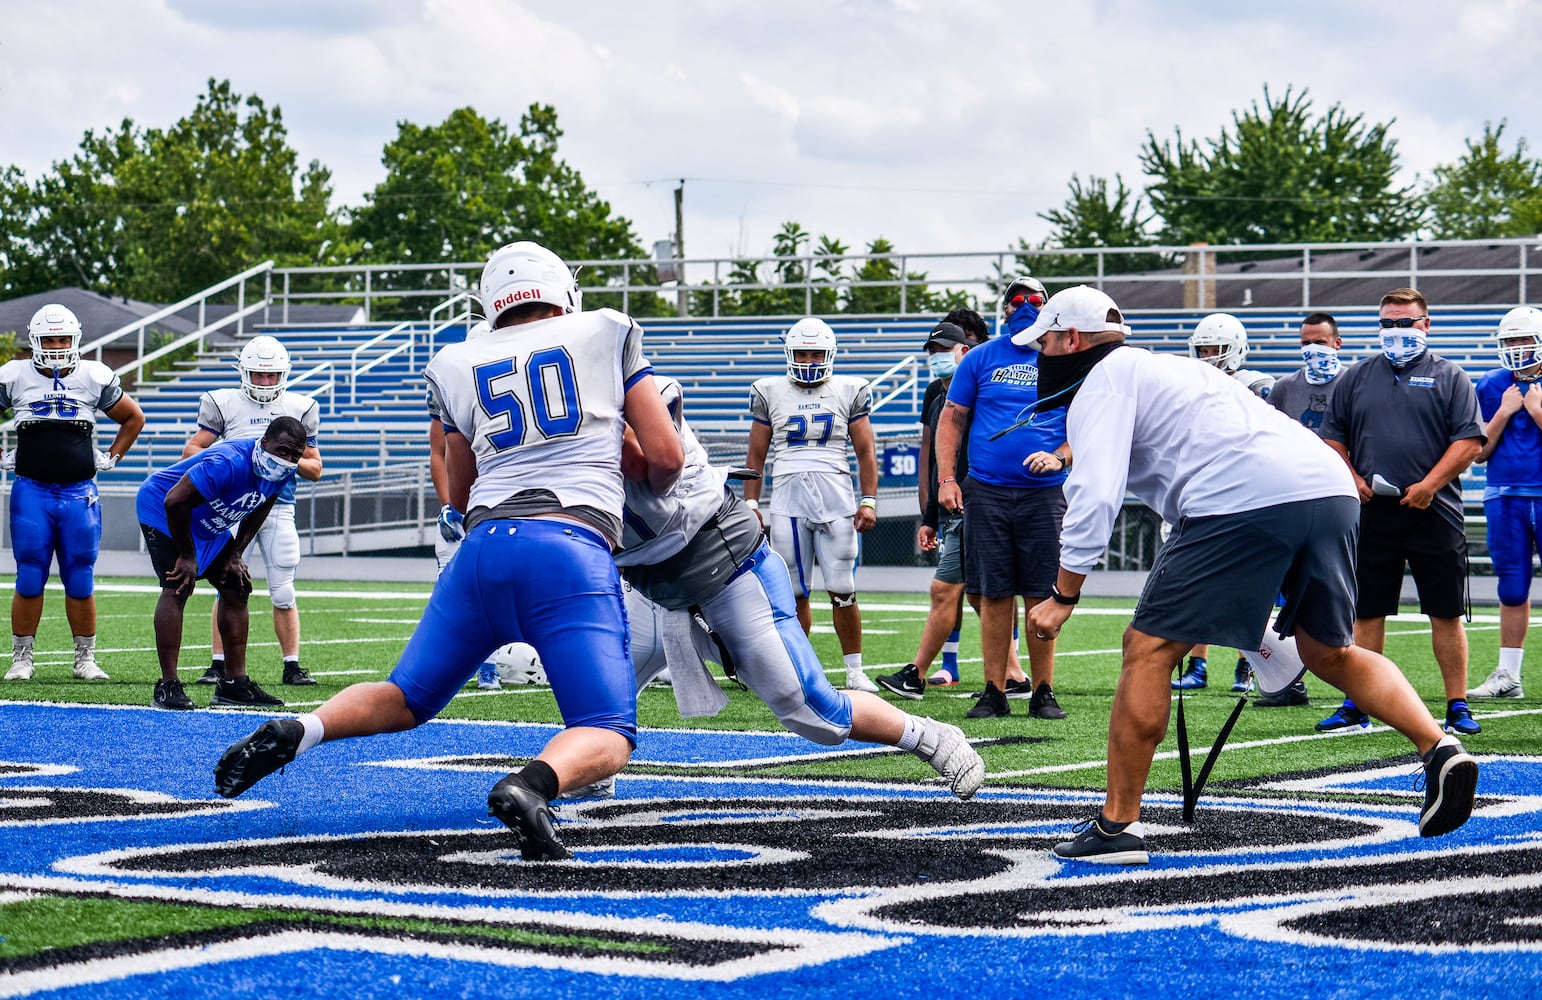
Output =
[{"x1": 253, "y1": 446, "x2": 298, "y2": 483}]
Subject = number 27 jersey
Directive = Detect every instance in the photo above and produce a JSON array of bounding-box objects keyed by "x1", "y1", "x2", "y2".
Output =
[
  {"x1": 750, "y1": 374, "x2": 871, "y2": 518},
  {"x1": 424, "y1": 308, "x2": 652, "y2": 527}
]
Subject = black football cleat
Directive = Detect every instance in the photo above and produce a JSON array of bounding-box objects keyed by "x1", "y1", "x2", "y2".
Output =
[
  {"x1": 488, "y1": 775, "x2": 571, "y2": 861},
  {"x1": 214, "y1": 719, "x2": 303, "y2": 798}
]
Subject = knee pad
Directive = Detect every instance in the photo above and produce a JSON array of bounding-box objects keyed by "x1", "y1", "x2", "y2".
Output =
[
  {"x1": 1497, "y1": 571, "x2": 1532, "y2": 608},
  {"x1": 777, "y1": 714, "x2": 848, "y2": 746},
  {"x1": 829, "y1": 591, "x2": 857, "y2": 609},
  {"x1": 58, "y1": 561, "x2": 95, "y2": 600},
  {"x1": 268, "y1": 578, "x2": 297, "y2": 610},
  {"x1": 13, "y1": 560, "x2": 49, "y2": 599}
]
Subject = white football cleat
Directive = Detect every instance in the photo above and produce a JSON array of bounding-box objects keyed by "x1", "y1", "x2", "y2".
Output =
[
  {"x1": 914, "y1": 720, "x2": 985, "y2": 800},
  {"x1": 6, "y1": 646, "x2": 33, "y2": 681},
  {"x1": 74, "y1": 642, "x2": 108, "y2": 681},
  {"x1": 845, "y1": 667, "x2": 880, "y2": 694},
  {"x1": 1468, "y1": 668, "x2": 1524, "y2": 699}
]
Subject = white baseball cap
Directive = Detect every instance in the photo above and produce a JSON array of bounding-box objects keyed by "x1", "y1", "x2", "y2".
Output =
[{"x1": 1011, "y1": 285, "x2": 1130, "y2": 350}]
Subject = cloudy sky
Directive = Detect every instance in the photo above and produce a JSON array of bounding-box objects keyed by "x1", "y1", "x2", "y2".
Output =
[{"x1": 4, "y1": 0, "x2": 1541, "y2": 264}]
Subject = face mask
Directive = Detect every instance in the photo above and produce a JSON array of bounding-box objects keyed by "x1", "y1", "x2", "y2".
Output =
[
  {"x1": 1380, "y1": 329, "x2": 1426, "y2": 367},
  {"x1": 1301, "y1": 344, "x2": 1341, "y2": 385},
  {"x1": 927, "y1": 353, "x2": 958, "y2": 380},
  {"x1": 253, "y1": 446, "x2": 299, "y2": 483},
  {"x1": 1034, "y1": 341, "x2": 1123, "y2": 413},
  {"x1": 1005, "y1": 302, "x2": 1040, "y2": 336}
]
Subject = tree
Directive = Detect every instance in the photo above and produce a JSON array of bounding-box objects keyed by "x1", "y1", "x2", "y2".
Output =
[
  {"x1": 844, "y1": 238, "x2": 950, "y2": 315},
  {"x1": 1028, "y1": 174, "x2": 1170, "y2": 281},
  {"x1": 1139, "y1": 86, "x2": 1421, "y2": 246},
  {"x1": 1, "y1": 79, "x2": 342, "y2": 301},
  {"x1": 1423, "y1": 121, "x2": 1542, "y2": 239},
  {"x1": 349, "y1": 104, "x2": 654, "y2": 314},
  {"x1": 690, "y1": 223, "x2": 849, "y2": 317}
]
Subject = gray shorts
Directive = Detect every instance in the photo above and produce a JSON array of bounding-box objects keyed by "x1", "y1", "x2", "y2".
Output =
[
  {"x1": 935, "y1": 515, "x2": 964, "y2": 585},
  {"x1": 1132, "y1": 495, "x2": 1358, "y2": 650}
]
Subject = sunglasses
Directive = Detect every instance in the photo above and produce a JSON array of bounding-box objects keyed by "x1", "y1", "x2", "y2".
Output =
[
  {"x1": 1378, "y1": 315, "x2": 1427, "y2": 329},
  {"x1": 1008, "y1": 293, "x2": 1046, "y2": 310}
]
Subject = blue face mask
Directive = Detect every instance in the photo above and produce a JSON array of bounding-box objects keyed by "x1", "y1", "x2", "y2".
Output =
[
  {"x1": 1301, "y1": 344, "x2": 1341, "y2": 385},
  {"x1": 927, "y1": 353, "x2": 958, "y2": 380},
  {"x1": 1005, "y1": 302, "x2": 1040, "y2": 337},
  {"x1": 253, "y1": 445, "x2": 299, "y2": 483}
]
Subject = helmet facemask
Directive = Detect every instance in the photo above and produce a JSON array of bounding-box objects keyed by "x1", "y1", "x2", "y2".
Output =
[
  {"x1": 28, "y1": 305, "x2": 82, "y2": 372},
  {"x1": 783, "y1": 318, "x2": 838, "y2": 386},
  {"x1": 238, "y1": 336, "x2": 291, "y2": 404}
]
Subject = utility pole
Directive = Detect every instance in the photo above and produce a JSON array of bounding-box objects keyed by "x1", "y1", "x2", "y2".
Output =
[{"x1": 675, "y1": 179, "x2": 687, "y2": 317}]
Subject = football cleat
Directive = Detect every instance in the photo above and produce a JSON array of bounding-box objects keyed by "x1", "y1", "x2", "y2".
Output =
[
  {"x1": 845, "y1": 667, "x2": 880, "y2": 694},
  {"x1": 1028, "y1": 682, "x2": 1067, "y2": 720},
  {"x1": 1443, "y1": 700, "x2": 1482, "y2": 736},
  {"x1": 488, "y1": 776, "x2": 571, "y2": 860},
  {"x1": 152, "y1": 678, "x2": 195, "y2": 711},
  {"x1": 196, "y1": 662, "x2": 225, "y2": 685},
  {"x1": 214, "y1": 719, "x2": 304, "y2": 798},
  {"x1": 1468, "y1": 668, "x2": 1523, "y2": 699},
  {"x1": 1417, "y1": 736, "x2": 1479, "y2": 837},
  {"x1": 212, "y1": 676, "x2": 285, "y2": 707},
  {"x1": 283, "y1": 663, "x2": 316, "y2": 686},
  {"x1": 1171, "y1": 656, "x2": 1208, "y2": 690},
  {"x1": 5, "y1": 646, "x2": 34, "y2": 682},
  {"x1": 914, "y1": 720, "x2": 985, "y2": 800}
]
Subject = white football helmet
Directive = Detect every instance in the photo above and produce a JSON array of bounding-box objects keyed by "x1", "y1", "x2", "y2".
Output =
[
  {"x1": 493, "y1": 642, "x2": 547, "y2": 685},
  {"x1": 1188, "y1": 313, "x2": 1248, "y2": 373},
  {"x1": 1496, "y1": 306, "x2": 1542, "y2": 375},
  {"x1": 238, "y1": 336, "x2": 291, "y2": 404},
  {"x1": 479, "y1": 241, "x2": 581, "y2": 325},
  {"x1": 784, "y1": 317, "x2": 837, "y2": 385},
  {"x1": 28, "y1": 304, "x2": 83, "y2": 371}
]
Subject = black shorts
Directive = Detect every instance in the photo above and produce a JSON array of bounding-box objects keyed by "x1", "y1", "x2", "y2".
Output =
[
  {"x1": 1354, "y1": 497, "x2": 1468, "y2": 619},
  {"x1": 1132, "y1": 496, "x2": 1359, "y2": 650},
  {"x1": 961, "y1": 478, "x2": 1064, "y2": 599},
  {"x1": 141, "y1": 524, "x2": 236, "y2": 590}
]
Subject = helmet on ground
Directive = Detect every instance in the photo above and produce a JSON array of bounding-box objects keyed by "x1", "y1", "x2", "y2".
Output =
[
  {"x1": 479, "y1": 241, "x2": 581, "y2": 326},
  {"x1": 784, "y1": 317, "x2": 837, "y2": 385},
  {"x1": 238, "y1": 336, "x2": 291, "y2": 404},
  {"x1": 493, "y1": 642, "x2": 547, "y2": 685},
  {"x1": 1003, "y1": 275, "x2": 1048, "y2": 316},
  {"x1": 1496, "y1": 306, "x2": 1542, "y2": 374},
  {"x1": 28, "y1": 304, "x2": 83, "y2": 371},
  {"x1": 1188, "y1": 313, "x2": 1248, "y2": 372}
]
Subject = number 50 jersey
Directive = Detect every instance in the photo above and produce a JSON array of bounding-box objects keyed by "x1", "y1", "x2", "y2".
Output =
[{"x1": 424, "y1": 308, "x2": 652, "y2": 542}]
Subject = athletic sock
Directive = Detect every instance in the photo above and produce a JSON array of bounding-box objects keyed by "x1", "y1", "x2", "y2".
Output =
[
  {"x1": 519, "y1": 759, "x2": 561, "y2": 801},
  {"x1": 896, "y1": 714, "x2": 924, "y2": 752},
  {"x1": 1097, "y1": 814, "x2": 1130, "y2": 834},
  {"x1": 283, "y1": 657, "x2": 300, "y2": 672},
  {"x1": 295, "y1": 713, "x2": 325, "y2": 754},
  {"x1": 13, "y1": 634, "x2": 34, "y2": 654},
  {"x1": 843, "y1": 652, "x2": 863, "y2": 671},
  {"x1": 942, "y1": 631, "x2": 960, "y2": 672},
  {"x1": 211, "y1": 653, "x2": 226, "y2": 670},
  {"x1": 73, "y1": 634, "x2": 95, "y2": 652},
  {"x1": 1499, "y1": 646, "x2": 1524, "y2": 678}
]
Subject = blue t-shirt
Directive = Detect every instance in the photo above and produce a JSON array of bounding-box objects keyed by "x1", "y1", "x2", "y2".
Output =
[
  {"x1": 135, "y1": 439, "x2": 293, "y2": 573},
  {"x1": 945, "y1": 334, "x2": 1068, "y2": 489},
  {"x1": 1477, "y1": 368, "x2": 1542, "y2": 498}
]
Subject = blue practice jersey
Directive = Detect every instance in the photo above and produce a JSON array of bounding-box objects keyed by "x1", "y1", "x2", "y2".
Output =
[
  {"x1": 1477, "y1": 368, "x2": 1542, "y2": 497},
  {"x1": 945, "y1": 335, "x2": 1068, "y2": 488},
  {"x1": 135, "y1": 439, "x2": 293, "y2": 573}
]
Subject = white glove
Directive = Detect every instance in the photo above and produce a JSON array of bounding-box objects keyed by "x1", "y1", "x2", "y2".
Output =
[
  {"x1": 94, "y1": 450, "x2": 118, "y2": 472},
  {"x1": 0, "y1": 449, "x2": 14, "y2": 472},
  {"x1": 437, "y1": 504, "x2": 466, "y2": 543}
]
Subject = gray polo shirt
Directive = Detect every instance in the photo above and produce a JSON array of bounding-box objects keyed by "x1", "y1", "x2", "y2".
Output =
[
  {"x1": 1320, "y1": 350, "x2": 1485, "y2": 528},
  {"x1": 1269, "y1": 364, "x2": 1350, "y2": 437}
]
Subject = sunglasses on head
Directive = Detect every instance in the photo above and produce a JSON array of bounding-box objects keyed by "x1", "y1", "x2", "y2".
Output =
[{"x1": 1378, "y1": 315, "x2": 1427, "y2": 329}]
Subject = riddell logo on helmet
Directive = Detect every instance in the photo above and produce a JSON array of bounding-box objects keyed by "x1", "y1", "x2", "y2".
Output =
[{"x1": 494, "y1": 288, "x2": 542, "y2": 311}]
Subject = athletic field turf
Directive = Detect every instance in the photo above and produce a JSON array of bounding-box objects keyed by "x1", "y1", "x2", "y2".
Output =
[{"x1": 1, "y1": 577, "x2": 1537, "y2": 998}]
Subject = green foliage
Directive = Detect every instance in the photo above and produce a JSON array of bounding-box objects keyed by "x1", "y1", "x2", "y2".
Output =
[
  {"x1": 1423, "y1": 121, "x2": 1542, "y2": 239},
  {"x1": 1140, "y1": 86, "x2": 1421, "y2": 246},
  {"x1": 0, "y1": 79, "x2": 344, "y2": 302},
  {"x1": 1030, "y1": 174, "x2": 1171, "y2": 280},
  {"x1": 0, "y1": 331, "x2": 23, "y2": 365}
]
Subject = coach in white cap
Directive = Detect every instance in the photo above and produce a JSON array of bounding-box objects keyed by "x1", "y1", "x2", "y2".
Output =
[{"x1": 1019, "y1": 285, "x2": 1479, "y2": 865}]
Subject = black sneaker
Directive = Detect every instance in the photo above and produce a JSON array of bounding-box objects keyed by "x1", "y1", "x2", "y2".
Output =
[
  {"x1": 875, "y1": 664, "x2": 925, "y2": 700},
  {"x1": 1053, "y1": 815, "x2": 1150, "y2": 865},
  {"x1": 966, "y1": 682, "x2": 1010, "y2": 718},
  {"x1": 214, "y1": 719, "x2": 304, "y2": 798},
  {"x1": 488, "y1": 775, "x2": 571, "y2": 860},
  {"x1": 283, "y1": 663, "x2": 317, "y2": 686},
  {"x1": 1029, "y1": 682, "x2": 1068, "y2": 720},
  {"x1": 1417, "y1": 736, "x2": 1479, "y2": 837},
  {"x1": 196, "y1": 663, "x2": 224, "y2": 685},
  {"x1": 153, "y1": 678, "x2": 196, "y2": 711},
  {"x1": 212, "y1": 675, "x2": 285, "y2": 707},
  {"x1": 1004, "y1": 678, "x2": 1034, "y2": 699},
  {"x1": 1254, "y1": 680, "x2": 1309, "y2": 708}
]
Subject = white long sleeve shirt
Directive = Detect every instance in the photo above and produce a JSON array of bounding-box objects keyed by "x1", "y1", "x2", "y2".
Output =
[{"x1": 1059, "y1": 346, "x2": 1354, "y2": 575}]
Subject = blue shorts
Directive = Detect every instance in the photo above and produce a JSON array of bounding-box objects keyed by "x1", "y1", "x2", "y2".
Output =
[
  {"x1": 1484, "y1": 495, "x2": 1542, "y2": 607},
  {"x1": 388, "y1": 518, "x2": 637, "y2": 742},
  {"x1": 10, "y1": 476, "x2": 101, "y2": 599}
]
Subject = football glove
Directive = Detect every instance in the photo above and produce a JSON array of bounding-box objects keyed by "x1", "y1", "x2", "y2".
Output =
[
  {"x1": 94, "y1": 450, "x2": 118, "y2": 472},
  {"x1": 437, "y1": 504, "x2": 466, "y2": 543},
  {"x1": 0, "y1": 450, "x2": 13, "y2": 472}
]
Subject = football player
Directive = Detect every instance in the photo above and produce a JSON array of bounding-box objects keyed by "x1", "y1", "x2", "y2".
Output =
[
  {"x1": 743, "y1": 318, "x2": 880, "y2": 693},
  {"x1": 2, "y1": 304, "x2": 144, "y2": 683},
  {"x1": 1467, "y1": 306, "x2": 1542, "y2": 701},
  {"x1": 610, "y1": 377, "x2": 982, "y2": 800},
  {"x1": 1174, "y1": 312, "x2": 1277, "y2": 694},
  {"x1": 182, "y1": 336, "x2": 322, "y2": 687},
  {"x1": 214, "y1": 241, "x2": 684, "y2": 864}
]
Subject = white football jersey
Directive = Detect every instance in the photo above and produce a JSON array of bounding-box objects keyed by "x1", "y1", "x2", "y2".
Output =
[
  {"x1": 425, "y1": 308, "x2": 650, "y2": 529},
  {"x1": 0, "y1": 359, "x2": 122, "y2": 431},
  {"x1": 616, "y1": 378, "x2": 729, "y2": 568},
  {"x1": 198, "y1": 388, "x2": 320, "y2": 445},
  {"x1": 749, "y1": 374, "x2": 870, "y2": 519},
  {"x1": 1233, "y1": 368, "x2": 1275, "y2": 399}
]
